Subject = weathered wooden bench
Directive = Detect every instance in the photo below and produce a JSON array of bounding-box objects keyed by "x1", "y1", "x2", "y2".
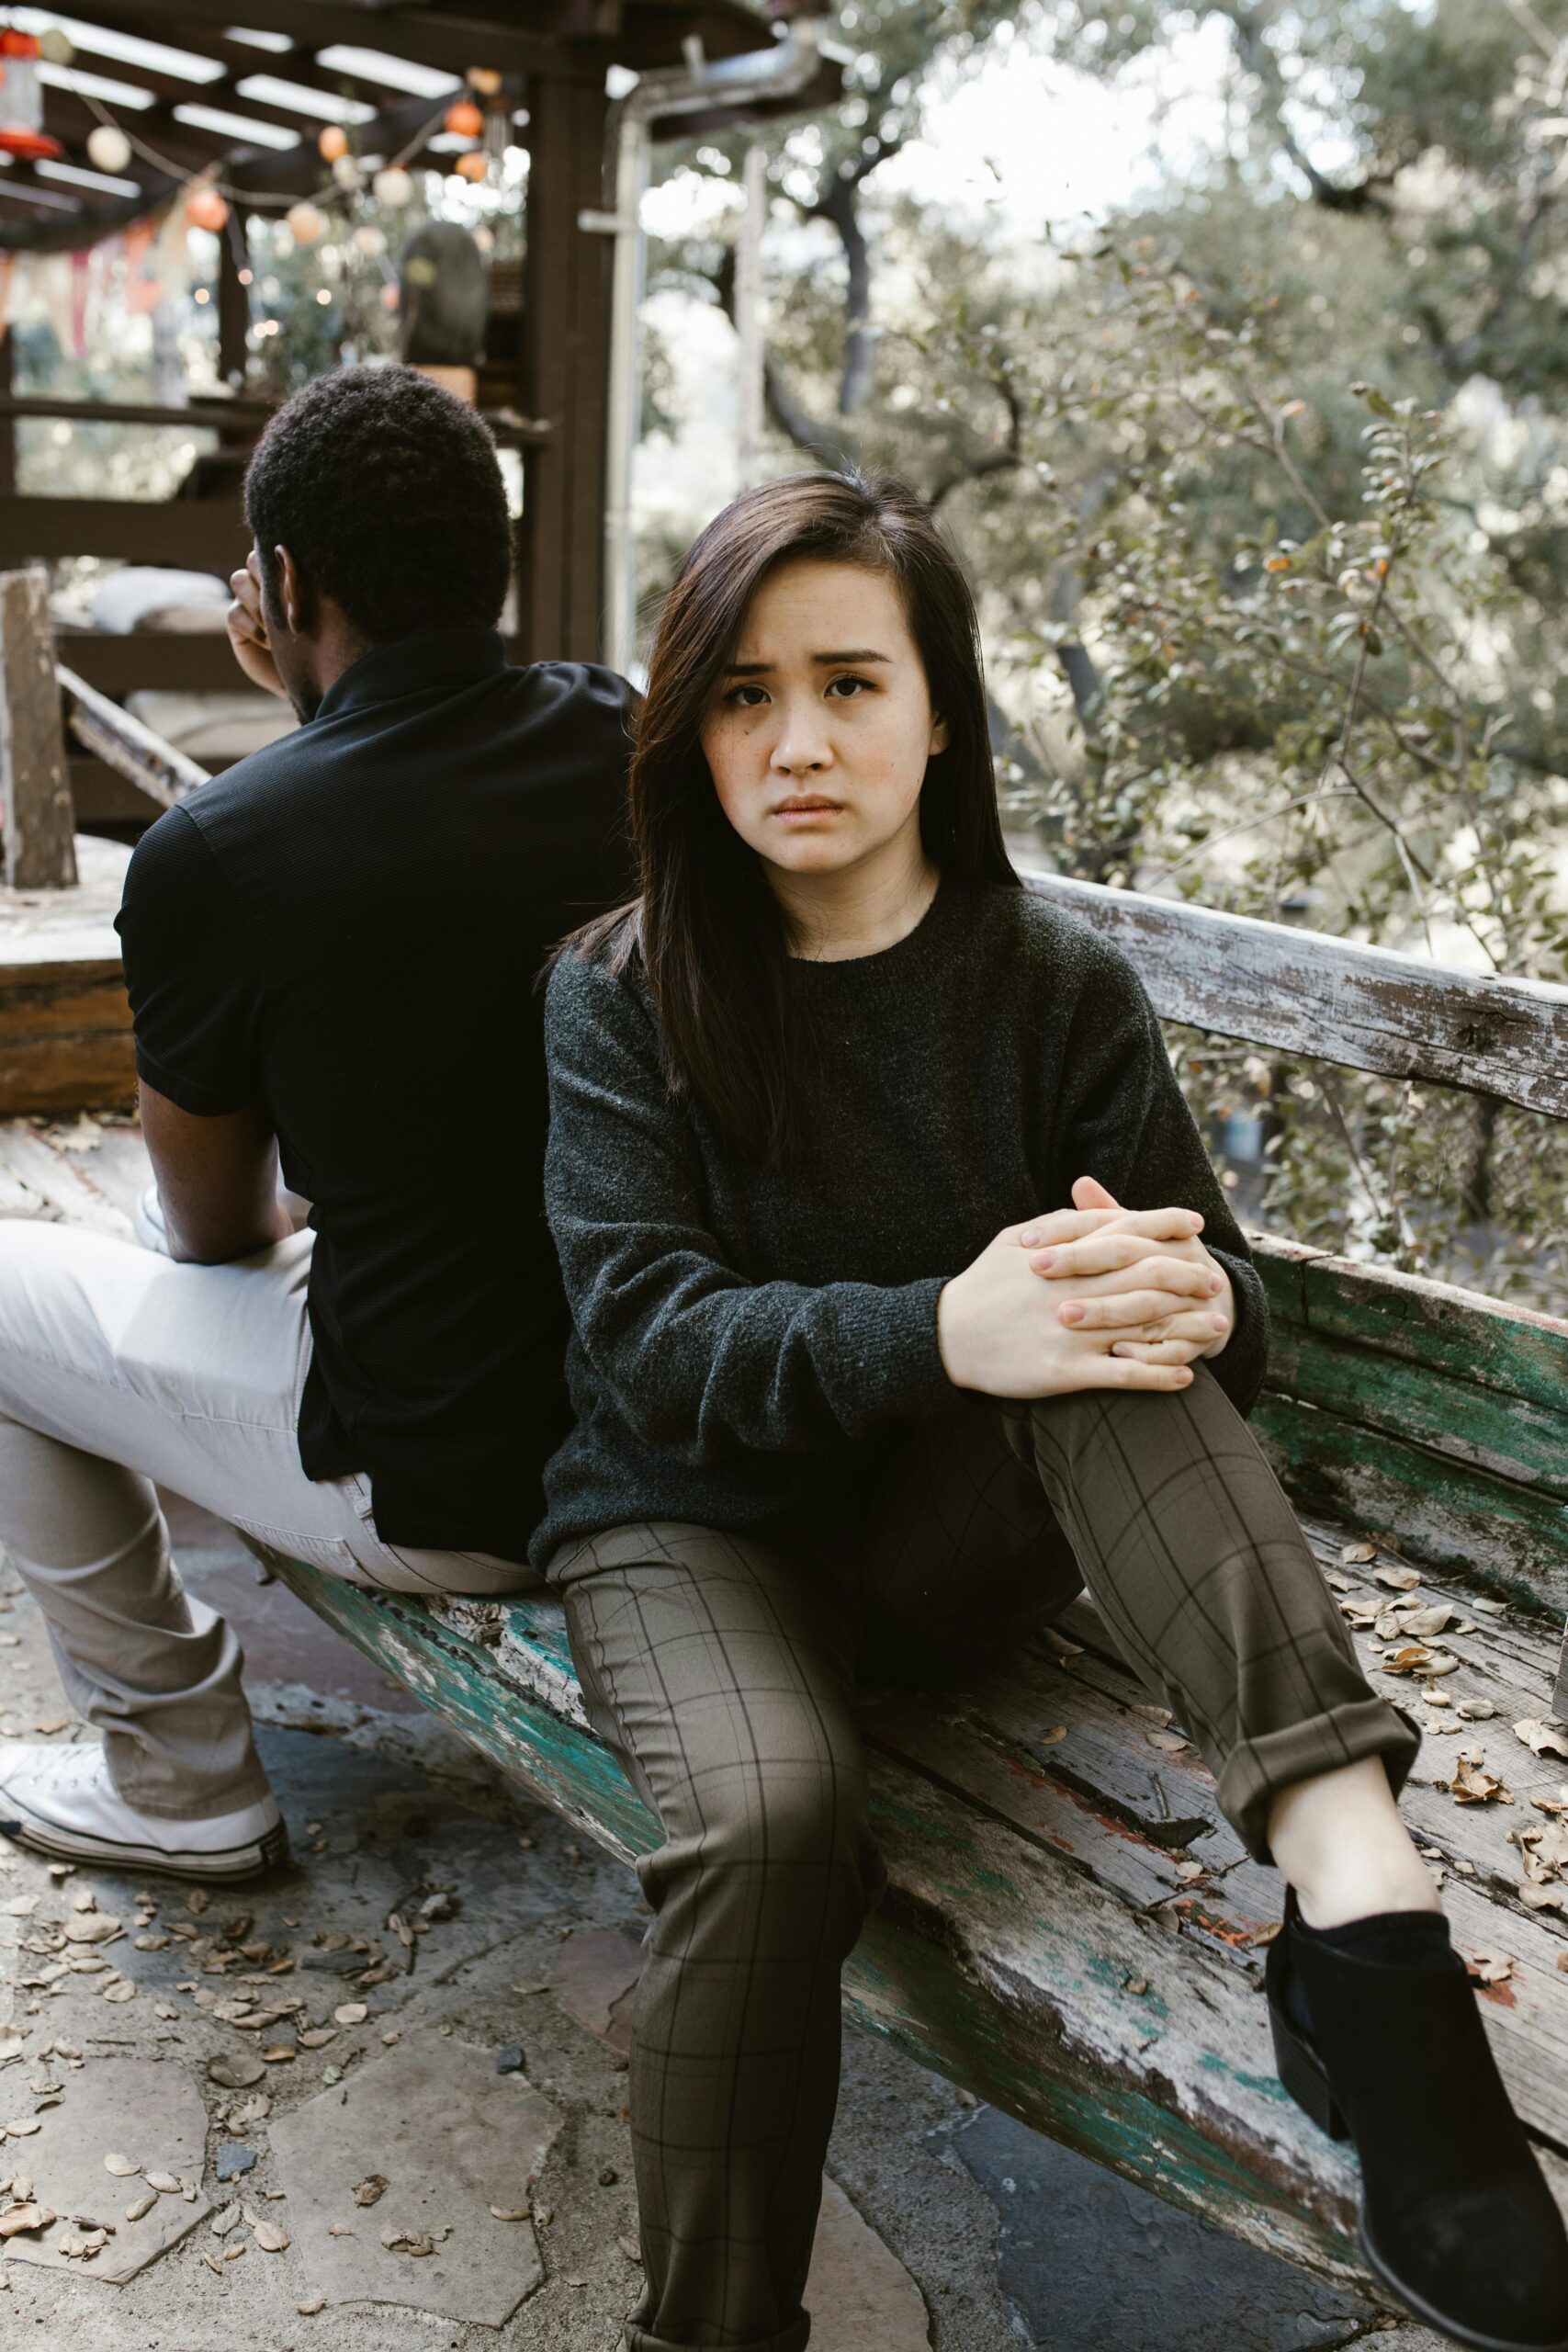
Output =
[{"x1": 5, "y1": 686, "x2": 1568, "y2": 2301}]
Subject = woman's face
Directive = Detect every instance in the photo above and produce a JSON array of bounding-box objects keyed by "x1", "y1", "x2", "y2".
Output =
[{"x1": 699, "y1": 558, "x2": 949, "y2": 885}]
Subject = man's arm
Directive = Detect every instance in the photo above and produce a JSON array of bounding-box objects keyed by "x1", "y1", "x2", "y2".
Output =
[{"x1": 139, "y1": 1081, "x2": 291, "y2": 1265}]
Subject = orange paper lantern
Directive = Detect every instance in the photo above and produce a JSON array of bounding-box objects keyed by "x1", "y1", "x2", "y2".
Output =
[
  {"x1": 453, "y1": 150, "x2": 489, "y2": 184},
  {"x1": 318, "y1": 123, "x2": 349, "y2": 163},
  {"x1": 444, "y1": 98, "x2": 485, "y2": 141},
  {"x1": 186, "y1": 185, "x2": 229, "y2": 232}
]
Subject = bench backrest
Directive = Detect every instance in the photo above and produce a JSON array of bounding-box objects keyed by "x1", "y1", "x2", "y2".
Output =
[{"x1": 1021, "y1": 866, "x2": 1568, "y2": 1643}]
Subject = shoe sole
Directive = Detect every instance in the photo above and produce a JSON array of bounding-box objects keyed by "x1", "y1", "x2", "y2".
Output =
[
  {"x1": 0, "y1": 1801, "x2": 289, "y2": 1882},
  {"x1": 1359, "y1": 2215, "x2": 1568, "y2": 2352},
  {"x1": 1272, "y1": 1987, "x2": 1568, "y2": 2352}
]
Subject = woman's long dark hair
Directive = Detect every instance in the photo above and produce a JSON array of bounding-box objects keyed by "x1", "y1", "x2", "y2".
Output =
[{"x1": 566, "y1": 468, "x2": 1020, "y2": 1162}]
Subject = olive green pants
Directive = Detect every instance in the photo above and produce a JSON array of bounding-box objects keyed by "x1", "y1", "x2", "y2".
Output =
[{"x1": 545, "y1": 1368, "x2": 1423, "y2": 2352}]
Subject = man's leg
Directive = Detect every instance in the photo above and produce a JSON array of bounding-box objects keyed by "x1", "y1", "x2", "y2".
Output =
[
  {"x1": 0, "y1": 1216, "x2": 399, "y2": 1852},
  {"x1": 547, "y1": 1521, "x2": 882, "y2": 2352}
]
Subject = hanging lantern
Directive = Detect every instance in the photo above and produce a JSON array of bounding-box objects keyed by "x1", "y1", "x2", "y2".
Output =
[
  {"x1": 453, "y1": 150, "x2": 488, "y2": 185},
  {"x1": 186, "y1": 184, "x2": 229, "y2": 232},
  {"x1": 330, "y1": 153, "x2": 361, "y2": 192},
  {"x1": 352, "y1": 221, "x2": 387, "y2": 258},
  {"x1": 372, "y1": 164, "x2": 412, "y2": 208},
  {"x1": 466, "y1": 67, "x2": 502, "y2": 97},
  {"x1": 0, "y1": 31, "x2": 62, "y2": 162},
  {"x1": 444, "y1": 98, "x2": 484, "y2": 141},
  {"x1": 37, "y1": 26, "x2": 73, "y2": 66},
  {"x1": 85, "y1": 122, "x2": 131, "y2": 175},
  {"x1": 286, "y1": 199, "x2": 325, "y2": 244},
  {"x1": 317, "y1": 122, "x2": 349, "y2": 164}
]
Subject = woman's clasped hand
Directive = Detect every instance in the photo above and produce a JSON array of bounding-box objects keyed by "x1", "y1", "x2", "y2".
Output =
[{"x1": 936, "y1": 1173, "x2": 1235, "y2": 1398}]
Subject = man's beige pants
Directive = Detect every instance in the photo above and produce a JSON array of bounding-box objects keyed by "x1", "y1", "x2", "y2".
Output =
[{"x1": 0, "y1": 1220, "x2": 539, "y2": 1822}]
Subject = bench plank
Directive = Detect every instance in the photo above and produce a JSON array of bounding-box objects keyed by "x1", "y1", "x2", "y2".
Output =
[
  {"x1": 254, "y1": 1542, "x2": 1369, "y2": 2287},
  {"x1": 1021, "y1": 866, "x2": 1568, "y2": 1117}
]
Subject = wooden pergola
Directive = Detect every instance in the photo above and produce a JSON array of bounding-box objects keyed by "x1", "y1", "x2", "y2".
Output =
[{"x1": 0, "y1": 1, "x2": 836, "y2": 678}]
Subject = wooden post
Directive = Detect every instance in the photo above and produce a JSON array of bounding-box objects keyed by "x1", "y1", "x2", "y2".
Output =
[
  {"x1": 0, "y1": 568, "x2": 74, "y2": 889},
  {"x1": 517, "y1": 70, "x2": 613, "y2": 662}
]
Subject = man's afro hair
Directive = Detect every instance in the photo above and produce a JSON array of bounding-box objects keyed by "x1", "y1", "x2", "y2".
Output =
[{"x1": 243, "y1": 365, "x2": 512, "y2": 646}]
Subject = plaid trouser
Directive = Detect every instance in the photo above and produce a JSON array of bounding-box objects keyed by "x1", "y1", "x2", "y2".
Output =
[{"x1": 544, "y1": 1367, "x2": 1423, "y2": 2352}]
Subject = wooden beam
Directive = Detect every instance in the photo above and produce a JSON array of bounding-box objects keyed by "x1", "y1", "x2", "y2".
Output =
[
  {"x1": 0, "y1": 393, "x2": 273, "y2": 430},
  {"x1": 58, "y1": 662, "x2": 210, "y2": 809},
  {"x1": 0, "y1": 493, "x2": 248, "y2": 570},
  {"x1": 517, "y1": 71, "x2": 613, "y2": 661},
  {"x1": 92, "y1": 2, "x2": 592, "y2": 81},
  {"x1": 0, "y1": 571, "x2": 74, "y2": 889},
  {"x1": 1020, "y1": 865, "x2": 1568, "y2": 1119}
]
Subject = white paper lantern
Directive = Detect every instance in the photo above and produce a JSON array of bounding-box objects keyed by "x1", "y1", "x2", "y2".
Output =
[
  {"x1": 330, "y1": 153, "x2": 361, "y2": 192},
  {"x1": 85, "y1": 123, "x2": 132, "y2": 175},
  {"x1": 371, "y1": 165, "x2": 412, "y2": 208},
  {"x1": 286, "y1": 200, "x2": 324, "y2": 244},
  {"x1": 352, "y1": 222, "x2": 387, "y2": 258}
]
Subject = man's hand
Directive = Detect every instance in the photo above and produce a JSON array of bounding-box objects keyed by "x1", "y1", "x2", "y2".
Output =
[
  {"x1": 936, "y1": 1218, "x2": 1199, "y2": 1398},
  {"x1": 1022, "y1": 1175, "x2": 1235, "y2": 1364},
  {"x1": 226, "y1": 550, "x2": 287, "y2": 701}
]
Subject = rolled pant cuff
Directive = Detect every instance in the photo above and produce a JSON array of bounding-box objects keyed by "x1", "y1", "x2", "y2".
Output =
[
  {"x1": 624, "y1": 2318, "x2": 809, "y2": 2352},
  {"x1": 1217, "y1": 1692, "x2": 1424, "y2": 1868},
  {"x1": 107, "y1": 1776, "x2": 275, "y2": 1824}
]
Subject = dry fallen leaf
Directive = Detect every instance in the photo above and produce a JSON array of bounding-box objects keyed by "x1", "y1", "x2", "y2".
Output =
[
  {"x1": 1175, "y1": 1860, "x2": 1204, "y2": 1882},
  {"x1": 297, "y1": 2028, "x2": 336, "y2": 2050},
  {"x1": 1323, "y1": 1569, "x2": 1352, "y2": 1591},
  {"x1": 298, "y1": 2300, "x2": 325, "y2": 2315},
  {"x1": 208, "y1": 2054, "x2": 265, "y2": 2090},
  {"x1": 1458, "y1": 1699, "x2": 1496, "y2": 1721},
  {"x1": 252, "y1": 2220, "x2": 289, "y2": 2253},
  {"x1": 2, "y1": 2120, "x2": 40, "y2": 2139},
  {"x1": 380, "y1": 2222, "x2": 438, "y2": 2256},
  {"x1": 1340, "y1": 1542, "x2": 1376, "y2": 1565},
  {"x1": 353, "y1": 2175, "x2": 388, "y2": 2208},
  {"x1": 101, "y1": 1978, "x2": 136, "y2": 2003},
  {"x1": 327, "y1": 2222, "x2": 355, "y2": 2237},
  {"x1": 618, "y1": 2233, "x2": 642, "y2": 2263},
  {"x1": 1035, "y1": 1725, "x2": 1067, "y2": 1747},
  {"x1": 490, "y1": 2204, "x2": 530, "y2": 2222},
  {"x1": 102, "y1": 2153, "x2": 141, "y2": 2177},
  {"x1": 1519, "y1": 1880, "x2": 1565, "y2": 1910},
  {"x1": 1468, "y1": 1951, "x2": 1516, "y2": 1986},
  {"x1": 124, "y1": 2192, "x2": 155, "y2": 2222},
  {"x1": 1450, "y1": 1755, "x2": 1511, "y2": 1804},
  {"x1": 0, "y1": 2203, "x2": 48, "y2": 2237},
  {"x1": 145, "y1": 2173, "x2": 180, "y2": 2195},
  {"x1": 1145, "y1": 1729, "x2": 1190, "y2": 1753},
  {"x1": 333, "y1": 2003, "x2": 367, "y2": 2028},
  {"x1": 1398, "y1": 1602, "x2": 1452, "y2": 1640},
  {"x1": 1381, "y1": 1645, "x2": 1431, "y2": 1676},
  {"x1": 211, "y1": 2206, "x2": 243, "y2": 2238},
  {"x1": 1373, "y1": 1564, "x2": 1421, "y2": 1591},
  {"x1": 1515, "y1": 1718, "x2": 1568, "y2": 1760}
]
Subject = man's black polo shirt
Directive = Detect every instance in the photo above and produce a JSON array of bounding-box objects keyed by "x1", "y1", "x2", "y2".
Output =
[{"x1": 116, "y1": 628, "x2": 634, "y2": 1559}]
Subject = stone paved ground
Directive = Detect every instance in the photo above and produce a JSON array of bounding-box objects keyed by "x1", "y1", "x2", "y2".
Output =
[{"x1": 0, "y1": 1513, "x2": 1447, "y2": 2352}]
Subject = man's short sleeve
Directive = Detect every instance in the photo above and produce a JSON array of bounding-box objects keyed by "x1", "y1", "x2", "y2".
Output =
[{"x1": 115, "y1": 806, "x2": 261, "y2": 1116}]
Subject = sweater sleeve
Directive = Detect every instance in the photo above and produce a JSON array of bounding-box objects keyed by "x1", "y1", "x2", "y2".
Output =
[
  {"x1": 542, "y1": 950, "x2": 960, "y2": 1460},
  {"x1": 1047, "y1": 928, "x2": 1270, "y2": 1415}
]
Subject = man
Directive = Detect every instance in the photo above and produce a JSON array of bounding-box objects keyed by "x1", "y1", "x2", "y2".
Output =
[{"x1": 0, "y1": 366, "x2": 634, "y2": 1877}]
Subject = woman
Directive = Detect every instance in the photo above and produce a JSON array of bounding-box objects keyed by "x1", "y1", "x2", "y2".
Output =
[{"x1": 535, "y1": 470, "x2": 1565, "y2": 2352}]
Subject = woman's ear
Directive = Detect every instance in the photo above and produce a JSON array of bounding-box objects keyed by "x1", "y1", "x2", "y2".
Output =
[{"x1": 929, "y1": 711, "x2": 951, "y2": 755}]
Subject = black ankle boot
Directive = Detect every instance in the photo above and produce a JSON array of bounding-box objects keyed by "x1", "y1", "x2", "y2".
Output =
[{"x1": 1266, "y1": 1884, "x2": 1568, "y2": 2352}]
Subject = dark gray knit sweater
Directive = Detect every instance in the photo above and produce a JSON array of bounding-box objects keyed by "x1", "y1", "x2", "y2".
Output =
[{"x1": 531, "y1": 874, "x2": 1268, "y2": 1566}]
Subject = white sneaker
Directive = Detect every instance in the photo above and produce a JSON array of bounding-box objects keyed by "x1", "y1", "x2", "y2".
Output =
[{"x1": 0, "y1": 1742, "x2": 288, "y2": 1879}]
